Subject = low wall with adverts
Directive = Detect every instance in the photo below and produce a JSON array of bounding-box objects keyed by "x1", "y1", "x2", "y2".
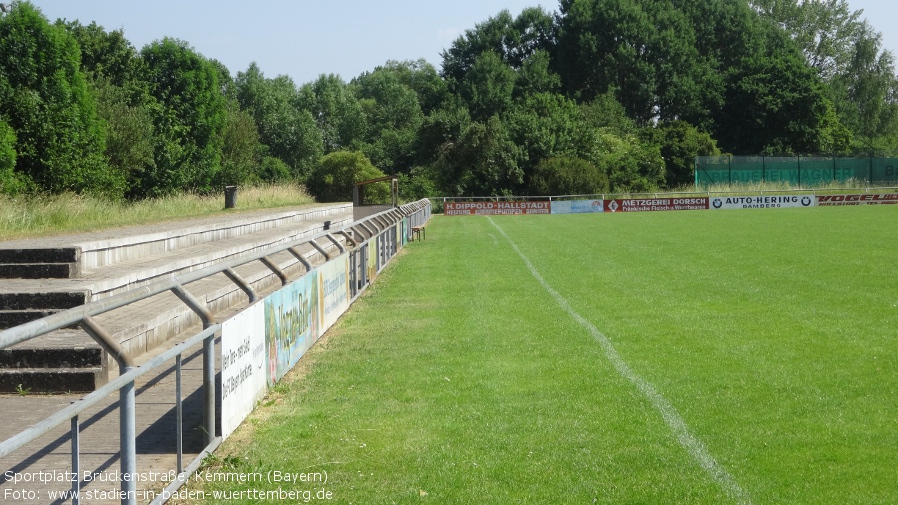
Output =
[{"x1": 437, "y1": 191, "x2": 897, "y2": 216}]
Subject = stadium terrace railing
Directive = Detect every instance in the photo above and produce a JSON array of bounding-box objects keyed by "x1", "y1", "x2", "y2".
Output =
[{"x1": 0, "y1": 199, "x2": 431, "y2": 505}]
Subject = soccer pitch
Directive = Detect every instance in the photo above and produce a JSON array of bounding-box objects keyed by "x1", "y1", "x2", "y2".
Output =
[{"x1": 198, "y1": 206, "x2": 897, "y2": 505}]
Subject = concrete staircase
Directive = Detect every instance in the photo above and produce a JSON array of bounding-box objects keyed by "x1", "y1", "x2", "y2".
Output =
[{"x1": 0, "y1": 203, "x2": 353, "y2": 392}]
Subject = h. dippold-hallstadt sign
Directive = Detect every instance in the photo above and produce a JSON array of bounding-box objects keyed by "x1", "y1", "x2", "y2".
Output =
[{"x1": 444, "y1": 201, "x2": 551, "y2": 215}]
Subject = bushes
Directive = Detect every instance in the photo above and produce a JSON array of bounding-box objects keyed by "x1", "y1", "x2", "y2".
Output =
[{"x1": 307, "y1": 151, "x2": 388, "y2": 203}]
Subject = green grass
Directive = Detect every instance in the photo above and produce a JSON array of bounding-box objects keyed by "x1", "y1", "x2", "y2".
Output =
[
  {"x1": 0, "y1": 184, "x2": 315, "y2": 240},
  {"x1": 184, "y1": 206, "x2": 897, "y2": 505}
]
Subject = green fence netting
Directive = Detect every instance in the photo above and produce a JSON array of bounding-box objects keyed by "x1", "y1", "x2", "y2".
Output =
[{"x1": 695, "y1": 156, "x2": 898, "y2": 186}]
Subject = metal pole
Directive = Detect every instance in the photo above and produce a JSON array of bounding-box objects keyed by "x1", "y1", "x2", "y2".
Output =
[
  {"x1": 71, "y1": 409, "x2": 80, "y2": 505},
  {"x1": 120, "y1": 368, "x2": 136, "y2": 505},
  {"x1": 176, "y1": 354, "x2": 183, "y2": 474},
  {"x1": 203, "y1": 333, "x2": 215, "y2": 447}
]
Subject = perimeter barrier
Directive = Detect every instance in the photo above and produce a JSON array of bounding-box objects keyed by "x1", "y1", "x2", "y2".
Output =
[
  {"x1": 0, "y1": 199, "x2": 431, "y2": 505},
  {"x1": 433, "y1": 188, "x2": 898, "y2": 215}
]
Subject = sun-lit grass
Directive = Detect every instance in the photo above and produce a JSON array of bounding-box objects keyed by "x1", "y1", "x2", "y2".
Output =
[
  {"x1": 179, "y1": 206, "x2": 897, "y2": 505},
  {"x1": 0, "y1": 184, "x2": 316, "y2": 240}
]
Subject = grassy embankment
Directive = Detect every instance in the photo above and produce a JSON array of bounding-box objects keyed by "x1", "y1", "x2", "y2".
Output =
[{"x1": 0, "y1": 184, "x2": 316, "y2": 241}]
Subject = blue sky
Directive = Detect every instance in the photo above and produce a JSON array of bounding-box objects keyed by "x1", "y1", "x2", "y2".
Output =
[{"x1": 30, "y1": 0, "x2": 898, "y2": 86}]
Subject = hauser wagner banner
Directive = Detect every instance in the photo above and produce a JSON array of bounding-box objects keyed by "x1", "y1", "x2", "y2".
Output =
[
  {"x1": 444, "y1": 201, "x2": 551, "y2": 215},
  {"x1": 604, "y1": 197, "x2": 708, "y2": 212},
  {"x1": 221, "y1": 302, "x2": 266, "y2": 439},
  {"x1": 816, "y1": 193, "x2": 898, "y2": 206},
  {"x1": 710, "y1": 195, "x2": 814, "y2": 210}
]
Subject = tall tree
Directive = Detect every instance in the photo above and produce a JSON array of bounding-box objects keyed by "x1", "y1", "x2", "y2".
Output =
[
  {"x1": 507, "y1": 92, "x2": 590, "y2": 179},
  {"x1": 236, "y1": 63, "x2": 323, "y2": 180},
  {"x1": 0, "y1": 1, "x2": 121, "y2": 196},
  {"x1": 719, "y1": 44, "x2": 830, "y2": 154},
  {"x1": 830, "y1": 24, "x2": 898, "y2": 152},
  {"x1": 375, "y1": 59, "x2": 448, "y2": 115},
  {"x1": 556, "y1": 0, "x2": 708, "y2": 124},
  {"x1": 441, "y1": 7, "x2": 556, "y2": 83},
  {"x1": 298, "y1": 74, "x2": 365, "y2": 154},
  {"x1": 750, "y1": 0, "x2": 898, "y2": 153},
  {"x1": 458, "y1": 51, "x2": 516, "y2": 122},
  {"x1": 749, "y1": 0, "x2": 864, "y2": 80},
  {"x1": 351, "y1": 67, "x2": 424, "y2": 173},
  {"x1": 140, "y1": 38, "x2": 227, "y2": 195},
  {"x1": 59, "y1": 19, "x2": 143, "y2": 86}
]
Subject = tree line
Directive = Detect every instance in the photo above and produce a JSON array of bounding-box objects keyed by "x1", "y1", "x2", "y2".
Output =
[{"x1": 1, "y1": 0, "x2": 896, "y2": 201}]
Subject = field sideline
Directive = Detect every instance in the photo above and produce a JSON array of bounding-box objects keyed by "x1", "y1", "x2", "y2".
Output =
[{"x1": 187, "y1": 206, "x2": 897, "y2": 505}]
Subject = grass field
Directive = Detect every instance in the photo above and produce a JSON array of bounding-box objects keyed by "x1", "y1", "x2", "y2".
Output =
[{"x1": 185, "y1": 206, "x2": 897, "y2": 505}]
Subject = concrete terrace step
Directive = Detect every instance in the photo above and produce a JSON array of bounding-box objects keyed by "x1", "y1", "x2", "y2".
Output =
[
  {"x1": 0, "y1": 203, "x2": 355, "y2": 392},
  {"x1": 0, "y1": 367, "x2": 105, "y2": 393},
  {"x1": 0, "y1": 203, "x2": 351, "y2": 279},
  {"x1": 0, "y1": 330, "x2": 104, "y2": 392}
]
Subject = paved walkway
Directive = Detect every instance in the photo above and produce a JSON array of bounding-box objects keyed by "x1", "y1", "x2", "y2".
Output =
[{"x1": 0, "y1": 206, "x2": 348, "y2": 504}]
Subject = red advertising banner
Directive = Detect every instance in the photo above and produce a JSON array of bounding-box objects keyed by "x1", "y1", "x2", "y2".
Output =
[
  {"x1": 444, "y1": 201, "x2": 551, "y2": 215},
  {"x1": 604, "y1": 197, "x2": 708, "y2": 213},
  {"x1": 815, "y1": 193, "x2": 898, "y2": 206}
]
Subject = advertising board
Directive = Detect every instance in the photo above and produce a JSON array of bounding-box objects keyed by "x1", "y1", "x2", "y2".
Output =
[
  {"x1": 710, "y1": 195, "x2": 814, "y2": 210},
  {"x1": 815, "y1": 193, "x2": 898, "y2": 206},
  {"x1": 444, "y1": 201, "x2": 551, "y2": 215},
  {"x1": 604, "y1": 198, "x2": 708, "y2": 212},
  {"x1": 221, "y1": 302, "x2": 266, "y2": 439},
  {"x1": 318, "y1": 253, "x2": 351, "y2": 334},
  {"x1": 265, "y1": 272, "x2": 319, "y2": 385},
  {"x1": 551, "y1": 200, "x2": 605, "y2": 214}
]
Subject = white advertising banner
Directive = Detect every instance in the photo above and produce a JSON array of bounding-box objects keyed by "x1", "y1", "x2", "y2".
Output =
[
  {"x1": 318, "y1": 253, "x2": 350, "y2": 334},
  {"x1": 551, "y1": 199, "x2": 605, "y2": 214},
  {"x1": 221, "y1": 301, "x2": 267, "y2": 439},
  {"x1": 710, "y1": 195, "x2": 814, "y2": 210}
]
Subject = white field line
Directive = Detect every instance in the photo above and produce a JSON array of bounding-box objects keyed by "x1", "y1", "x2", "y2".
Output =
[{"x1": 488, "y1": 217, "x2": 752, "y2": 505}]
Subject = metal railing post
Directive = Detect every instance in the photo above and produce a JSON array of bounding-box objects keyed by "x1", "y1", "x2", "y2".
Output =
[
  {"x1": 71, "y1": 407, "x2": 80, "y2": 505},
  {"x1": 176, "y1": 354, "x2": 183, "y2": 473},
  {"x1": 203, "y1": 333, "x2": 215, "y2": 446},
  {"x1": 120, "y1": 371, "x2": 136, "y2": 505}
]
